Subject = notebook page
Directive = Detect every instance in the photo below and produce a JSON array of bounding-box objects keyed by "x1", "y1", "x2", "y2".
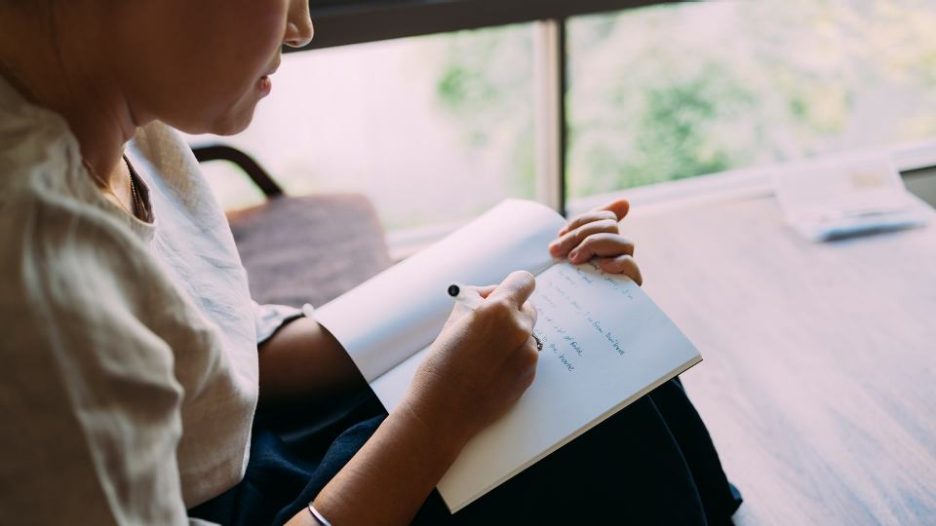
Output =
[
  {"x1": 435, "y1": 262, "x2": 700, "y2": 511},
  {"x1": 370, "y1": 262, "x2": 701, "y2": 511}
]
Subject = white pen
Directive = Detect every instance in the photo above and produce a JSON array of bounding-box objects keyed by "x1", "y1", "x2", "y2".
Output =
[
  {"x1": 447, "y1": 283, "x2": 483, "y2": 310},
  {"x1": 447, "y1": 283, "x2": 543, "y2": 351}
]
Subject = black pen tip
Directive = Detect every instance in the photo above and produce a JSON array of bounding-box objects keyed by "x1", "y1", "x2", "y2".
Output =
[{"x1": 447, "y1": 284, "x2": 460, "y2": 297}]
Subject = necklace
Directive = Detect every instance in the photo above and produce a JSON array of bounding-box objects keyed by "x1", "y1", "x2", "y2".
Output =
[
  {"x1": 82, "y1": 157, "x2": 145, "y2": 221},
  {"x1": 124, "y1": 156, "x2": 149, "y2": 221},
  {"x1": 128, "y1": 167, "x2": 142, "y2": 215}
]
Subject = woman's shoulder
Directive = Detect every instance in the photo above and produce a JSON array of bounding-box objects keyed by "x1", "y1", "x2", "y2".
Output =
[{"x1": 0, "y1": 128, "x2": 206, "y2": 346}]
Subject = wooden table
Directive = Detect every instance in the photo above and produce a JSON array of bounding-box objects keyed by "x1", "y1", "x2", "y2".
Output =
[{"x1": 624, "y1": 189, "x2": 936, "y2": 525}]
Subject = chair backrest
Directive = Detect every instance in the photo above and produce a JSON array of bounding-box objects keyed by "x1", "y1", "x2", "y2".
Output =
[{"x1": 194, "y1": 144, "x2": 392, "y2": 307}]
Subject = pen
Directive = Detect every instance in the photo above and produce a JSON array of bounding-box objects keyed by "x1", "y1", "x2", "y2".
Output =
[
  {"x1": 447, "y1": 283, "x2": 483, "y2": 310},
  {"x1": 447, "y1": 283, "x2": 543, "y2": 351}
]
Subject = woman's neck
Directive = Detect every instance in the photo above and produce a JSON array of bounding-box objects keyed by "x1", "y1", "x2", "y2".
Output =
[{"x1": 0, "y1": 2, "x2": 141, "y2": 188}]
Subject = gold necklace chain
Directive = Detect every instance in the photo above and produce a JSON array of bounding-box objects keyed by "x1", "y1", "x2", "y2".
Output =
[
  {"x1": 125, "y1": 158, "x2": 146, "y2": 219},
  {"x1": 82, "y1": 157, "x2": 144, "y2": 220}
]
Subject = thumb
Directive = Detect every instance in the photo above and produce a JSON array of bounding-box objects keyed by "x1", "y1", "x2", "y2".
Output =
[{"x1": 487, "y1": 270, "x2": 536, "y2": 308}]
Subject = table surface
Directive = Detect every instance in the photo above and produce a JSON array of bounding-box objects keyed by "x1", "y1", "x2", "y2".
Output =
[{"x1": 623, "y1": 189, "x2": 936, "y2": 525}]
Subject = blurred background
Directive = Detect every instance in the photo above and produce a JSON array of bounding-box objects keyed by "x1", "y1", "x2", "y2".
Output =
[{"x1": 186, "y1": 0, "x2": 936, "y2": 249}]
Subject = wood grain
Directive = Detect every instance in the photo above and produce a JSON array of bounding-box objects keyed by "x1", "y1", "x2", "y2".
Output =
[{"x1": 623, "y1": 193, "x2": 936, "y2": 525}]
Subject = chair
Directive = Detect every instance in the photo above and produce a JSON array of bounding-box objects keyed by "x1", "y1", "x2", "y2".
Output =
[{"x1": 193, "y1": 144, "x2": 392, "y2": 308}]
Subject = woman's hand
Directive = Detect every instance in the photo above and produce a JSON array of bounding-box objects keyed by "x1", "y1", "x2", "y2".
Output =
[
  {"x1": 548, "y1": 198, "x2": 642, "y2": 285},
  {"x1": 401, "y1": 270, "x2": 539, "y2": 450},
  {"x1": 299, "y1": 272, "x2": 539, "y2": 526}
]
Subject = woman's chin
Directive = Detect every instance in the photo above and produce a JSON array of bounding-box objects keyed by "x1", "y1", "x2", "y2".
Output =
[
  {"x1": 183, "y1": 108, "x2": 257, "y2": 137},
  {"x1": 210, "y1": 114, "x2": 254, "y2": 136},
  {"x1": 165, "y1": 88, "x2": 264, "y2": 136}
]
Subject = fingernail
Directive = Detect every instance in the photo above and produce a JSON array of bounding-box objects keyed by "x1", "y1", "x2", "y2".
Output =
[{"x1": 568, "y1": 249, "x2": 579, "y2": 261}]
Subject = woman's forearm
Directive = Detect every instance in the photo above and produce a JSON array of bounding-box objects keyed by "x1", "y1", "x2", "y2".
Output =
[
  {"x1": 263, "y1": 318, "x2": 465, "y2": 525},
  {"x1": 287, "y1": 403, "x2": 466, "y2": 526}
]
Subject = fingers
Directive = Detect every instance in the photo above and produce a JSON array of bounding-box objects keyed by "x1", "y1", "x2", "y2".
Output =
[
  {"x1": 476, "y1": 285, "x2": 498, "y2": 299},
  {"x1": 556, "y1": 199, "x2": 630, "y2": 237},
  {"x1": 550, "y1": 218, "x2": 619, "y2": 258},
  {"x1": 551, "y1": 199, "x2": 632, "y2": 260},
  {"x1": 556, "y1": 210, "x2": 618, "y2": 238},
  {"x1": 595, "y1": 255, "x2": 643, "y2": 285},
  {"x1": 602, "y1": 198, "x2": 630, "y2": 222},
  {"x1": 456, "y1": 284, "x2": 496, "y2": 300},
  {"x1": 503, "y1": 340, "x2": 538, "y2": 394},
  {"x1": 567, "y1": 233, "x2": 635, "y2": 265},
  {"x1": 487, "y1": 270, "x2": 536, "y2": 308},
  {"x1": 478, "y1": 275, "x2": 538, "y2": 349},
  {"x1": 521, "y1": 301, "x2": 538, "y2": 332}
]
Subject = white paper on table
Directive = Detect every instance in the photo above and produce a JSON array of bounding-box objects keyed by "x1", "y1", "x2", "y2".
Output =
[{"x1": 772, "y1": 151, "x2": 930, "y2": 240}]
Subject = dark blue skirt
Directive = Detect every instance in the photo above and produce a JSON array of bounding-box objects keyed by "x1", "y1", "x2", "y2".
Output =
[{"x1": 190, "y1": 378, "x2": 742, "y2": 525}]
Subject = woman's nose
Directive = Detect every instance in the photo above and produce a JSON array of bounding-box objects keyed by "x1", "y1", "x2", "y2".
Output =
[{"x1": 284, "y1": 4, "x2": 314, "y2": 48}]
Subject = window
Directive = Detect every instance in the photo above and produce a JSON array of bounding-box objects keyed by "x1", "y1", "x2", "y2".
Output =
[
  {"x1": 191, "y1": 0, "x2": 936, "y2": 242},
  {"x1": 566, "y1": 0, "x2": 936, "y2": 200}
]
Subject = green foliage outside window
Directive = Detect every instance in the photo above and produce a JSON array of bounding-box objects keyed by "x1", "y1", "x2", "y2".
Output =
[
  {"x1": 434, "y1": 0, "x2": 936, "y2": 200},
  {"x1": 434, "y1": 27, "x2": 536, "y2": 199}
]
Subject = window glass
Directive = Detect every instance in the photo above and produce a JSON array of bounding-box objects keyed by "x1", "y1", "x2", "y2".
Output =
[
  {"x1": 188, "y1": 25, "x2": 535, "y2": 232},
  {"x1": 567, "y1": 0, "x2": 936, "y2": 198}
]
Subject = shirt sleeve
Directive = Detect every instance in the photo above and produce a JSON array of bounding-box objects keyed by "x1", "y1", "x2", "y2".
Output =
[
  {"x1": 0, "y1": 199, "x2": 192, "y2": 525},
  {"x1": 253, "y1": 302, "x2": 314, "y2": 345}
]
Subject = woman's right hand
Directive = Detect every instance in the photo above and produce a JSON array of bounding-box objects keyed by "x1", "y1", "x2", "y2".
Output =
[
  {"x1": 299, "y1": 271, "x2": 539, "y2": 526},
  {"x1": 400, "y1": 270, "x2": 540, "y2": 450}
]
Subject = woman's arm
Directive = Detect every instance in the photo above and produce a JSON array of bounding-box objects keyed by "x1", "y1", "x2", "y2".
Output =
[
  {"x1": 286, "y1": 404, "x2": 465, "y2": 526},
  {"x1": 258, "y1": 316, "x2": 366, "y2": 406},
  {"x1": 261, "y1": 318, "x2": 462, "y2": 526},
  {"x1": 285, "y1": 271, "x2": 539, "y2": 525}
]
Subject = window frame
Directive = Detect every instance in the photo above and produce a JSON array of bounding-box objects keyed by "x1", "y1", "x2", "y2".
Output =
[{"x1": 302, "y1": 0, "x2": 671, "y2": 51}]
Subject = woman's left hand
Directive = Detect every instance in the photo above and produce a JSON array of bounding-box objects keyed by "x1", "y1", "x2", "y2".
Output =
[{"x1": 548, "y1": 198, "x2": 643, "y2": 285}]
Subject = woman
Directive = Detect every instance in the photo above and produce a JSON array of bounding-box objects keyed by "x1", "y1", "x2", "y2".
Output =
[{"x1": 0, "y1": 1, "x2": 741, "y2": 524}]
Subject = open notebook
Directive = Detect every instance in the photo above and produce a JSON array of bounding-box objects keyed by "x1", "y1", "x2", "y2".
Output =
[{"x1": 316, "y1": 199, "x2": 701, "y2": 513}]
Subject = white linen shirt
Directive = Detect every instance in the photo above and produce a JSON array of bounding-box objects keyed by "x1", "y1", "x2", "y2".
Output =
[{"x1": 0, "y1": 75, "x2": 297, "y2": 525}]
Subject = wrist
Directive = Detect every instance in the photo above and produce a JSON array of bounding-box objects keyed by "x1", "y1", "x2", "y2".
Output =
[
  {"x1": 392, "y1": 398, "x2": 468, "y2": 464},
  {"x1": 310, "y1": 399, "x2": 467, "y2": 525}
]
